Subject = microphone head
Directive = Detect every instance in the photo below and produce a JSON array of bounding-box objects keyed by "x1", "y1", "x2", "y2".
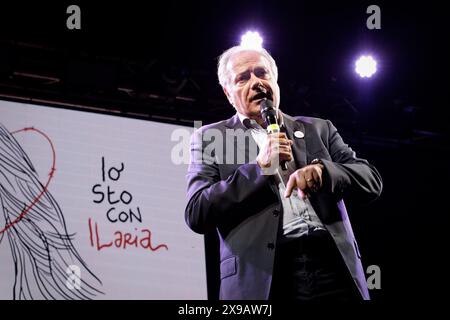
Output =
[{"x1": 260, "y1": 99, "x2": 277, "y2": 123}]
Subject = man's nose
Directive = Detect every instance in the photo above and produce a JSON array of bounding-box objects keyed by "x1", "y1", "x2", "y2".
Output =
[{"x1": 250, "y1": 76, "x2": 266, "y2": 93}]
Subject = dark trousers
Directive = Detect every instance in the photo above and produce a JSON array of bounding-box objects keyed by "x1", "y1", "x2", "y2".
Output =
[{"x1": 269, "y1": 229, "x2": 362, "y2": 301}]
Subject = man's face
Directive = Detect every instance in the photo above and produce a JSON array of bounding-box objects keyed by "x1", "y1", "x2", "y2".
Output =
[{"x1": 223, "y1": 50, "x2": 280, "y2": 123}]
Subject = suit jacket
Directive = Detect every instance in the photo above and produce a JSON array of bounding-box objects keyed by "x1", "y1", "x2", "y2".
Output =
[{"x1": 185, "y1": 112, "x2": 383, "y2": 300}]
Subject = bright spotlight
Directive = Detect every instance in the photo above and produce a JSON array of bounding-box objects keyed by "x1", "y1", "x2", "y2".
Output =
[
  {"x1": 355, "y1": 55, "x2": 377, "y2": 78},
  {"x1": 240, "y1": 31, "x2": 263, "y2": 50}
]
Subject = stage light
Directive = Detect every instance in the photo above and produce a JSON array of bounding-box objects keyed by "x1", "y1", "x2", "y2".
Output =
[
  {"x1": 355, "y1": 55, "x2": 377, "y2": 78},
  {"x1": 240, "y1": 31, "x2": 263, "y2": 49}
]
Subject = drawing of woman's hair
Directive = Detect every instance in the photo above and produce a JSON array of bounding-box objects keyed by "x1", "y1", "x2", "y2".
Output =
[{"x1": 0, "y1": 123, "x2": 103, "y2": 300}]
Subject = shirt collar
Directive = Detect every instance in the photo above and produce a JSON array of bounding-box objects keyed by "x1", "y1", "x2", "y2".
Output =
[
  {"x1": 237, "y1": 112, "x2": 261, "y2": 129},
  {"x1": 236, "y1": 110, "x2": 285, "y2": 130}
]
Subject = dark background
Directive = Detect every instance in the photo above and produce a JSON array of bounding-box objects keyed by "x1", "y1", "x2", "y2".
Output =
[{"x1": 1, "y1": 0, "x2": 449, "y2": 302}]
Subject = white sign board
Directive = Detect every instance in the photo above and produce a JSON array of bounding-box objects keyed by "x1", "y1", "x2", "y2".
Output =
[{"x1": 0, "y1": 100, "x2": 206, "y2": 300}]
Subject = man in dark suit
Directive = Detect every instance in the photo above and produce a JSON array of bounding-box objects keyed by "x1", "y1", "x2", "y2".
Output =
[{"x1": 185, "y1": 45, "x2": 383, "y2": 300}]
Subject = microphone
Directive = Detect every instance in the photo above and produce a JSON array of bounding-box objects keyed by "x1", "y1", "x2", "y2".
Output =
[{"x1": 260, "y1": 99, "x2": 288, "y2": 170}]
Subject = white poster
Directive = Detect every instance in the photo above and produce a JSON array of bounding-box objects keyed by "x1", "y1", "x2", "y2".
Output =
[{"x1": 0, "y1": 100, "x2": 206, "y2": 300}]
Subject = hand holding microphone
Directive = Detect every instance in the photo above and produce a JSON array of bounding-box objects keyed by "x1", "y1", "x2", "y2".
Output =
[{"x1": 256, "y1": 98, "x2": 293, "y2": 172}]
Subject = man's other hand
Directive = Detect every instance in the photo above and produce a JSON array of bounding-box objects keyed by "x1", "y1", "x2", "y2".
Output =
[{"x1": 284, "y1": 163, "x2": 324, "y2": 199}]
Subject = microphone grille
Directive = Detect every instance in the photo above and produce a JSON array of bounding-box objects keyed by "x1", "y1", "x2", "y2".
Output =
[{"x1": 260, "y1": 99, "x2": 276, "y2": 118}]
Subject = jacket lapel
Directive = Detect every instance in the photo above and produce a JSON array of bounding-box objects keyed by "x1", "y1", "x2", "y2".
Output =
[
  {"x1": 282, "y1": 113, "x2": 307, "y2": 169},
  {"x1": 222, "y1": 114, "x2": 257, "y2": 174},
  {"x1": 223, "y1": 112, "x2": 308, "y2": 169}
]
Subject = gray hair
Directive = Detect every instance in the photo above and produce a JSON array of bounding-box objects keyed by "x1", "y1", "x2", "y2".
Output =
[{"x1": 217, "y1": 46, "x2": 278, "y2": 89}]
